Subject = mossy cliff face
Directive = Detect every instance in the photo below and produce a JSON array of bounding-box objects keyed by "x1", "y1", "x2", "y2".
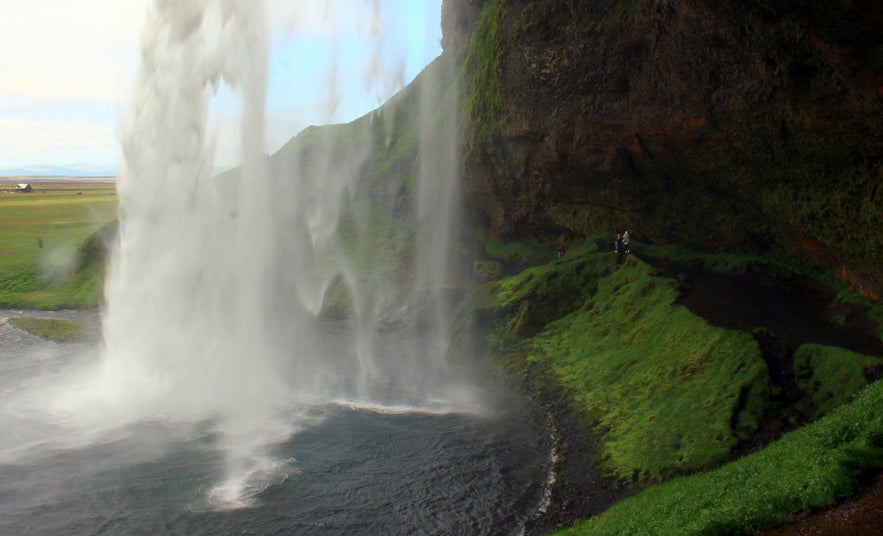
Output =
[
  {"x1": 444, "y1": 0, "x2": 883, "y2": 300},
  {"x1": 265, "y1": 54, "x2": 465, "y2": 320}
]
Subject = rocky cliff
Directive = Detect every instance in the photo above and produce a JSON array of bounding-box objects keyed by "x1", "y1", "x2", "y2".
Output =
[{"x1": 444, "y1": 0, "x2": 883, "y2": 300}]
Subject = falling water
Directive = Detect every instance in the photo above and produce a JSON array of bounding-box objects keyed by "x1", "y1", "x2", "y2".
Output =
[
  {"x1": 77, "y1": 0, "x2": 476, "y2": 508},
  {"x1": 89, "y1": 0, "x2": 287, "y2": 505},
  {"x1": 100, "y1": 0, "x2": 274, "y2": 418},
  {"x1": 0, "y1": 3, "x2": 557, "y2": 530}
]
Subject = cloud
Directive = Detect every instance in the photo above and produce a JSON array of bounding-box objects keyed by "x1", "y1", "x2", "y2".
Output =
[
  {"x1": 0, "y1": 116, "x2": 119, "y2": 168},
  {"x1": 0, "y1": 0, "x2": 443, "y2": 169},
  {"x1": 0, "y1": 0, "x2": 146, "y2": 103},
  {"x1": 0, "y1": 0, "x2": 146, "y2": 168}
]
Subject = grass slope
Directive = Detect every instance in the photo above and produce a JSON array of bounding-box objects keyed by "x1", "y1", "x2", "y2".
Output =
[
  {"x1": 0, "y1": 185, "x2": 117, "y2": 308},
  {"x1": 556, "y1": 379, "x2": 883, "y2": 535},
  {"x1": 469, "y1": 234, "x2": 883, "y2": 533},
  {"x1": 482, "y1": 238, "x2": 769, "y2": 483}
]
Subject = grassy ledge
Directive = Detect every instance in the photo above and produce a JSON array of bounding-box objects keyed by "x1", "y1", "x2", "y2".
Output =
[
  {"x1": 479, "y1": 238, "x2": 770, "y2": 483},
  {"x1": 555, "y1": 379, "x2": 883, "y2": 535},
  {"x1": 467, "y1": 233, "x2": 883, "y2": 533},
  {"x1": 7, "y1": 317, "x2": 96, "y2": 342}
]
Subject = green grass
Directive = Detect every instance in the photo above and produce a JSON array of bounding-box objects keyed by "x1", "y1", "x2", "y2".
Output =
[
  {"x1": 554, "y1": 379, "x2": 883, "y2": 535},
  {"x1": 469, "y1": 236, "x2": 883, "y2": 533},
  {"x1": 488, "y1": 250, "x2": 768, "y2": 482},
  {"x1": 485, "y1": 234, "x2": 559, "y2": 267},
  {"x1": 793, "y1": 344, "x2": 883, "y2": 416},
  {"x1": 7, "y1": 316, "x2": 96, "y2": 342},
  {"x1": 0, "y1": 185, "x2": 117, "y2": 308},
  {"x1": 635, "y1": 241, "x2": 762, "y2": 273},
  {"x1": 328, "y1": 195, "x2": 414, "y2": 318}
]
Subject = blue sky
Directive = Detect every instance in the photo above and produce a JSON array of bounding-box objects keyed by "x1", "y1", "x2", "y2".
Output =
[{"x1": 0, "y1": 0, "x2": 443, "y2": 174}]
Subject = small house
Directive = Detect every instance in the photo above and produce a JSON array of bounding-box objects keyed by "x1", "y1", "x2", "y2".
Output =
[{"x1": 16, "y1": 183, "x2": 32, "y2": 192}]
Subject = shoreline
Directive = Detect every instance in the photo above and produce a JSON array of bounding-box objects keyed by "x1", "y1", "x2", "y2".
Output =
[
  {"x1": 518, "y1": 379, "x2": 631, "y2": 535},
  {"x1": 0, "y1": 308, "x2": 101, "y2": 322}
]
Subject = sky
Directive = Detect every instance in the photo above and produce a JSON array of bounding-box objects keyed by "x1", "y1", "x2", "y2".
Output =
[{"x1": 0, "y1": 0, "x2": 443, "y2": 175}]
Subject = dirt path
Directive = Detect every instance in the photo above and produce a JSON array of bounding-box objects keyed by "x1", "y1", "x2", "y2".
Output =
[{"x1": 639, "y1": 257, "x2": 882, "y2": 356}]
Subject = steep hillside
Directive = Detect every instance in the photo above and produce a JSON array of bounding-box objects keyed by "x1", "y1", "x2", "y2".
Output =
[
  {"x1": 445, "y1": 0, "x2": 883, "y2": 301},
  {"x1": 263, "y1": 53, "x2": 467, "y2": 321},
  {"x1": 437, "y1": 1, "x2": 883, "y2": 532}
]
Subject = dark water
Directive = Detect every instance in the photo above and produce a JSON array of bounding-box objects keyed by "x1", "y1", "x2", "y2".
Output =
[
  {"x1": 0, "y1": 312, "x2": 551, "y2": 535},
  {"x1": 0, "y1": 408, "x2": 548, "y2": 535}
]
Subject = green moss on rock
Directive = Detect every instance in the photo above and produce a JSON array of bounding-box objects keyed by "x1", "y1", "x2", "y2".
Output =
[{"x1": 794, "y1": 343, "x2": 883, "y2": 416}]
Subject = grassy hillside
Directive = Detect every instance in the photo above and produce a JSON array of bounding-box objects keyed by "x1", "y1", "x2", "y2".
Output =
[
  {"x1": 266, "y1": 53, "x2": 462, "y2": 320},
  {"x1": 555, "y1": 378, "x2": 883, "y2": 535},
  {"x1": 462, "y1": 233, "x2": 883, "y2": 532},
  {"x1": 0, "y1": 182, "x2": 117, "y2": 309}
]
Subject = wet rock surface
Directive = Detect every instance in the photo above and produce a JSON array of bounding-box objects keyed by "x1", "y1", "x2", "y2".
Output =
[
  {"x1": 522, "y1": 392, "x2": 630, "y2": 535},
  {"x1": 449, "y1": 0, "x2": 883, "y2": 298}
]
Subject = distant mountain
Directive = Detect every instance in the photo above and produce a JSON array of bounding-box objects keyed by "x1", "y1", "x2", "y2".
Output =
[{"x1": 0, "y1": 163, "x2": 117, "y2": 177}]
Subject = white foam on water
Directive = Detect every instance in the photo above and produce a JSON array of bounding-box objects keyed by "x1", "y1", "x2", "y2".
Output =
[{"x1": 206, "y1": 455, "x2": 299, "y2": 511}]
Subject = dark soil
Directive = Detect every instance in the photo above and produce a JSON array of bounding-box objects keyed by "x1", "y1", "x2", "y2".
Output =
[
  {"x1": 522, "y1": 391, "x2": 630, "y2": 535},
  {"x1": 755, "y1": 472, "x2": 883, "y2": 536},
  {"x1": 645, "y1": 259, "x2": 883, "y2": 357}
]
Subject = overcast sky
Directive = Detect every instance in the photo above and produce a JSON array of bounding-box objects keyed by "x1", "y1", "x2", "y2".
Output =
[{"x1": 0, "y1": 0, "x2": 443, "y2": 174}]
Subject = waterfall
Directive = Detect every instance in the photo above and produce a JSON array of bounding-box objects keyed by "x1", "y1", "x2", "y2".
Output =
[
  {"x1": 100, "y1": 0, "x2": 282, "y2": 430},
  {"x1": 87, "y1": 0, "x2": 471, "y2": 508}
]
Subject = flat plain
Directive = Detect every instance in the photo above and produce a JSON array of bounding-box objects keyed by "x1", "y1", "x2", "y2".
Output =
[{"x1": 0, "y1": 180, "x2": 117, "y2": 308}]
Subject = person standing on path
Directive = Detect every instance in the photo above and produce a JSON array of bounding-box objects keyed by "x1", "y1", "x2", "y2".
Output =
[{"x1": 622, "y1": 230, "x2": 631, "y2": 254}]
